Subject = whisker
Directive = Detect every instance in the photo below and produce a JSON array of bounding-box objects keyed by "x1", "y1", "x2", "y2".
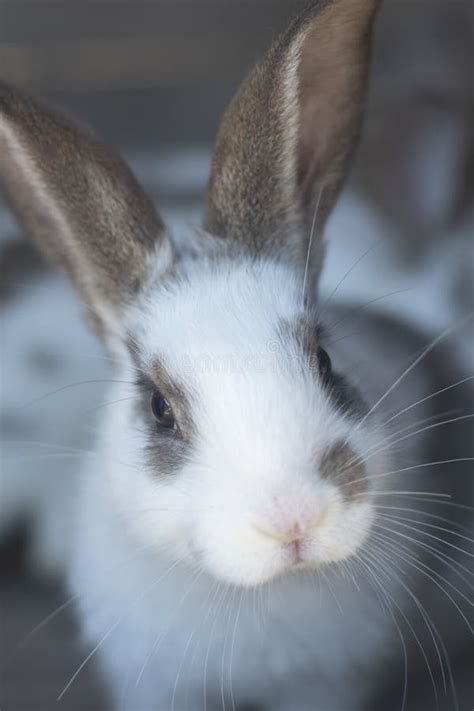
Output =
[
  {"x1": 337, "y1": 409, "x2": 462, "y2": 481},
  {"x1": 338, "y1": 457, "x2": 474, "y2": 494},
  {"x1": 327, "y1": 288, "x2": 413, "y2": 332},
  {"x1": 23, "y1": 378, "x2": 136, "y2": 407},
  {"x1": 374, "y1": 516, "x2": 473, "y2": 585},
  {"x1": 353, "y1": 552, "x2": 410, "y2": 710},
  {"x1": 382, "y1": 376, "x2": 474, "y2": 429},
  {"x1": 220, "y1": 584, "x2": 238, "y2": 711},
  {"x1": 170, "y1": 571, "x2": 206, "y2": 711},
  {"x1": 57, "y1": 555, "x2": 190, "y2": 701},
  {"x1": 372, "y1": 523, "x2": 474, "y2": 579},
  {"x1": 203, "y1": 584, "x2": 228, "y2": 711},
  {"x1": 317, "y1": 237, "x2": 382, "y2": 321},
  {"x1": 301, "y1": 187, "x2": 322, "y2": 308},
  {"x1": 228, "y1": 587, "x2": 244, "y2": 711},
  {"x1": 135, "y1": 567, "x2": 207, "y2": 688},
  {"x1": 379, "y1": 513, "x2": 474, "y2": 546},
  {"x1": 361, "y1": 546, "x2": 446, "y2": 700},
  {"x1": 350, "y1": 414, "x2": 474, "y2": 470},
  {"x1": 370, "y1": 527, "x2": 473, "y2": 626},
  {"x1": 346, "y1": 314, "x2": 474, "y2": 442},
  {"x1": 374, "y1": 504, "x2": 473, "y2": 535},
  {"x1": 84, "y1": 395, "x2": 141, "y2": 415},
  {"x1": 355, "y1": 490, "x2": 453, "y2": 500}
]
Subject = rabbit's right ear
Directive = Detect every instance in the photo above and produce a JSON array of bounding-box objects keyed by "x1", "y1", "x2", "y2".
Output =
[
  {"x1": 0, "y1": 83, "x2": 173, "y2": 343},
  {"x1": 205, "y1": 0, "x2": 380, "y2": 292}
]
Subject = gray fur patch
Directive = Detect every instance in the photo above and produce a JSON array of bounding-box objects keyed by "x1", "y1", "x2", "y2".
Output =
[
  {"x1": 132, "y1": 362, "x2": 195, "y2": 478},
  {"x1": 279, "y1": 316, "x2": 321, "y2": 373},
  {"x1": 320, "y1": 441, "x2": 368, "y2": 501},
  {"x1": 280, "y1": 316, "x2": 368, "y2": 420}
]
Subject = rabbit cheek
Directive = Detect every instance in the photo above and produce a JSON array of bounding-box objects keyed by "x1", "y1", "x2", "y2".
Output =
[{"x1": 320, "y1": 442, "x2": 369, "y2": 502}]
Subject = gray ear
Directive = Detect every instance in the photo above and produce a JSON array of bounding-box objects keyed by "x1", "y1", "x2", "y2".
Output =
[
  {"x1": 205, "y1": 0, "x2": 380, "y2": 290},
  {"x1": 0, "y1": 83, "x2": 172, "y2": 339}
]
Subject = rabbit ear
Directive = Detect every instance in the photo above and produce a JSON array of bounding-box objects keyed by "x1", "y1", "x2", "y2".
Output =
[
  {"x1": 0, "y1": 83, "x2": 173, "y2": 341},
  {"x1": 205, "y1": 0, "x2": 380, "y2": 289}
]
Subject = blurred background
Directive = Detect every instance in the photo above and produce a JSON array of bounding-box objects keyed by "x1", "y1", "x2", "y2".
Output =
[{"x1": 0, "y1": 1, "x2": 473, "y2": 709}]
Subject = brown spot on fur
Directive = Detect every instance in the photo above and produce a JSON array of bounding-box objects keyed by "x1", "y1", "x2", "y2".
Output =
[{"x1": 320, "y1": 441, "x2": 368, "y2": 501}]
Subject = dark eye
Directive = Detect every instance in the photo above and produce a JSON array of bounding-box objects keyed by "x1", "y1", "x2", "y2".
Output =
[
  {"x1": 317, "y1": 347, "x2": 332, "y2": 380},
  {"x1": 151, "y1": 391, "x2": 175, "y2": 430}
]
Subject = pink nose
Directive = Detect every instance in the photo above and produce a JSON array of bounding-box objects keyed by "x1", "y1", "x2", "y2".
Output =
[{"x1": 254, "y1": 520, "x2": 308, "y2": 546}]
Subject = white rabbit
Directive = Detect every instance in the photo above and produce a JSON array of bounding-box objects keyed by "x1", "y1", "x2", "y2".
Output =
[{"x1": 0, "y1": 1, "x2": 471, "y2": 709}]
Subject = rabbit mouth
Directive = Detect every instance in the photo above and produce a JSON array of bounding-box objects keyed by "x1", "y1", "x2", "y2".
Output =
[{"x1": 191, "y1": 506, "x2": 374, "y2": 588}]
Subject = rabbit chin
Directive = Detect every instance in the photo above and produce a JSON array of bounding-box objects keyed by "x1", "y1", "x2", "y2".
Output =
[{"x1": 189, "y1": 500, "x2": 375, "y2": 588}]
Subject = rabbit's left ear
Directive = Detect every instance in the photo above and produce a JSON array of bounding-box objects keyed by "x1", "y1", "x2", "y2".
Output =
[
  {"x1": 0, "y1": 83, "x2": 173, "y2": 343},
  {"x1": 205, "y1": 0, "x2": 380, "y2": 290}
]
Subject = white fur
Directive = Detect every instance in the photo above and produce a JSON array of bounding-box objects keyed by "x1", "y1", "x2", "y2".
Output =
[{"x1": 68, "y1": 256, "x2": 393, "y2": 710}]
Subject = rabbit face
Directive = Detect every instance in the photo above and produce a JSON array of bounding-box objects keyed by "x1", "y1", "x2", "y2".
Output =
[
  {"x1": 105, "y1": 256, "x2": 378, "y2": 587},
  {"x1": 0, "y1": 0, "x2": 381, "y2": 587}
]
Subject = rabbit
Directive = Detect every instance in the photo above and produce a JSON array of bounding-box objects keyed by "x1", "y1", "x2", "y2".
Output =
[{"x1": 0, "y1": 1, "x2": 472, "y2": 709}]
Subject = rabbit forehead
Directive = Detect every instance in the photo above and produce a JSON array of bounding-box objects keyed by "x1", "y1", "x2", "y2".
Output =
[
  {"x1": 133, "y1": 257, "x2": 310, "y2": 365},
  {"x1": 128, "y1": 257, "x2": 351, "y2": 447}
]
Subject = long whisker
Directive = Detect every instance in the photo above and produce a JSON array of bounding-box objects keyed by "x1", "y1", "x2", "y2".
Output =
[
  {"x1": 379, "y1": 513, "x2": 474, "y2": 546},
  {"x1": 374, "y1": 504, "x2": 473, "y2": 535},
  {"x1": 367, "y1": 536, "x2": 468, "y2": 709},
  {"x1": 327, "y1": 287, "x2": 412, "y2": 332},
  {"x1": 301, "y1": 187, "x2": 322, "y2": 308},
  {"x1": 203, "y1": 584, "x2": 228, "y2": 711},
  {"x1": 372, "y1": 523, "x2": 473, "y2": 577},
  {"x1": 337, "y1": 409, "x2": 462, "y2": 480},
  {"x1": 228, "y1": 587, "x2": 244, "y2": 711},
  {"x1": 353, "y1": 552, "x2": 409, "y2": 710},
  {"x1": 346, "y1": 315, "x2": 474, "y2": 441},
  {"x1": 338, "y1": 457, "x2": 474, "y2": 494},
  {"x1": 84, "y1": 395, "x2": 141, "y2": 415},
  {"x1": 350, "y1": 414, "x2": 474, "y2": 470},
  {"x1": 57, "y1": 555, "x2": 190, "y2": 701},
  {"x1": 382, "y1": 375, "x2": 474, "y2": 429},
  {"x1": 317, "y1": 237, "x2": 383, "y2": 321},
  {"x1": 358, "y1": 490, "x2": 453, "y2": 499},
  {"x1": 23, "y1": 379, "x2": 136, "y2": 407},
  {"x1": 170, "y1": 570, "x2": 206, "y2": 711},
  {"x1": 373, "y1": 516, "x2": 473, "y2": 584},
  {"x1": 361, "y1": 545, "x2": 446, "y2": 700},
  {"x1": 135, "y1": 567, "x2": 208, "y2": 688},
  {"x1": 370, "y1": 527, "x2": 473, "y2": 626}
]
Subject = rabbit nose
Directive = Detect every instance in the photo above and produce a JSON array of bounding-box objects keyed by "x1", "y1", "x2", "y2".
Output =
[{"x1": 254, "y1": 520, "x2": 313, "y2": 546}]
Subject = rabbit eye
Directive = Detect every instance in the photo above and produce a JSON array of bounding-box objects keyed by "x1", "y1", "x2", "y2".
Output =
[
  {"x1": 317, "y1": 347, "x2": 332, "y2": 380},
  {"x1": 151, "y1": 391, "x2": 175, "y2": 430}
]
